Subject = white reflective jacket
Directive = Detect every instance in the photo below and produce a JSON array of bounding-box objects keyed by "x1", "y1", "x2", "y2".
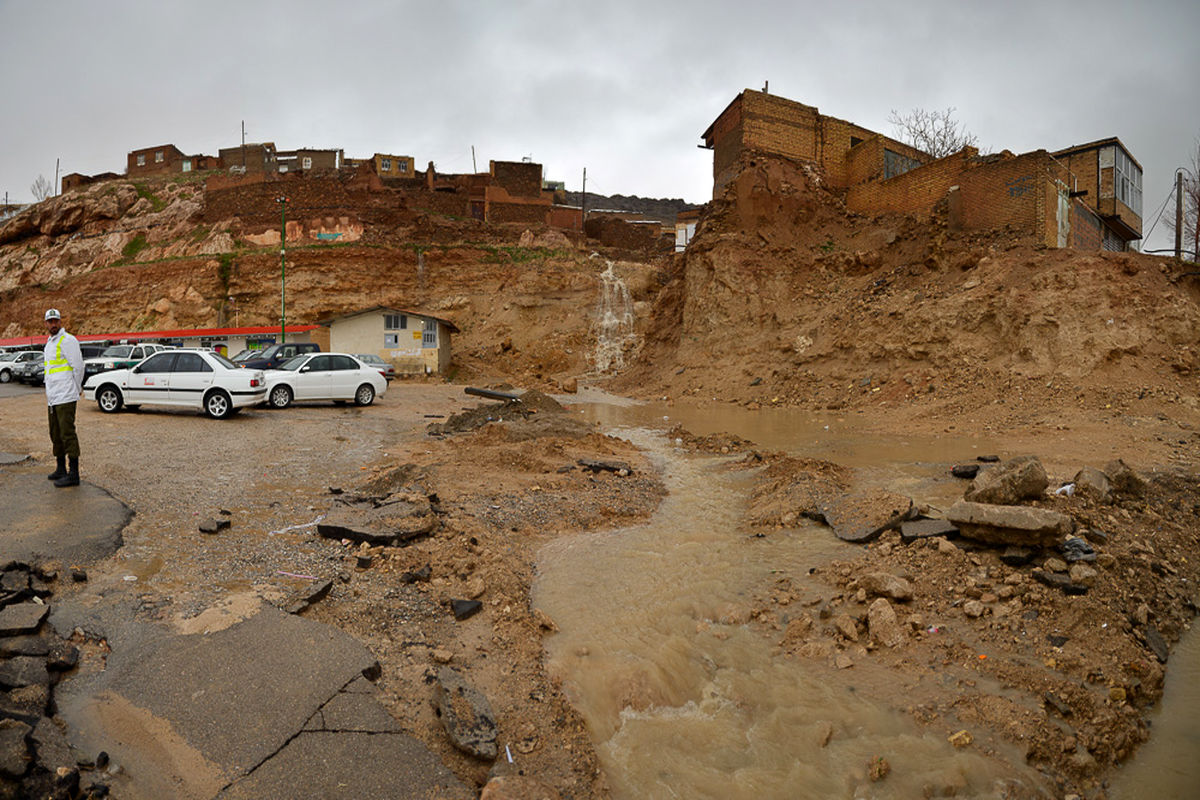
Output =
[{"x1": 43, "y1": 330, "x2": 84, "y2": 406}]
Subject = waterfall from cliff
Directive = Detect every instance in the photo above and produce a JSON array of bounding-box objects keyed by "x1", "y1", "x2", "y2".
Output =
[{"x1": 592, "y1": 258, "x2": 636, "y2": 373}]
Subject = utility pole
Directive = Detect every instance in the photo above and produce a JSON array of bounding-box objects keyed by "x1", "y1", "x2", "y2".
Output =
[
  {"x1": 54, "y1": 158, "x2": 60, "y2": 196},
  {"x1": 471, "y1": 146, "x2": 477, "y2": 174},
  {"x1": 581, "y1": 167, "x2": 587, "y2": 231},
  {"x1": 1176, "y1": 171, "x2": 1184, "y2": 262},
  {"x1": 277, "y1": 196, "x2": 287, "y2": 342},
  {"x1": 242, "y1": 121, "x2": 247, "y2": 169}
]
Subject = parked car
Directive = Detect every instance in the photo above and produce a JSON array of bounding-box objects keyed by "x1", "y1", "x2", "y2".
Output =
[
  {"x1": 0, "y1": 350, "x2": 42, "y2": 383},
  {"x1": 13, "y1": 353, "x2": 45, "y2": 385},
  {"x1": 238, "y1": 342, "x2": 320, "y2": 371},
  {"x1": 79, "y1": 344, "x2": 108, "y2": 360},
  {"x1": 83, "y1": 349, "x2": 267, "y2": 419},
  {"x1": 353, "y1": 353, "x2": 396, "y2": 381},
  {"x1": 262, "y1": 353, "x2": 386, "y2": 409},
  {"x1": 83, "y1": 343, "x2": 171, "y2": 381},
  {"x1": 229, "y1": 349, "x2": 258, "y2": 364}
]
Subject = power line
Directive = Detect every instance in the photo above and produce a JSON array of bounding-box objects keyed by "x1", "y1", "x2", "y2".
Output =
[{"x1": 1140, "y1": 169, "x2": 1186, "y2": 245}]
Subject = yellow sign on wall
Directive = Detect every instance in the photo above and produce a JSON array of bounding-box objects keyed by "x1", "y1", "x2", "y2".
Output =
[{"x1": 412, "y1": 331, "x2": 421, "y2": 340}]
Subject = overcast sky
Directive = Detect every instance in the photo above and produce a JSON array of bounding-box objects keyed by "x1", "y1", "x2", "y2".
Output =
[{"x1": 2, "y1": 0, "x2": 1197, "y2": 253}]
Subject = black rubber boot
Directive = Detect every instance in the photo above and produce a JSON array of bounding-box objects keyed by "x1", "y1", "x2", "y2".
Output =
[
  {"x1": 48, "y1": 456, "x2": 67, "y2": 481},
  {"x1": 54, "y1": 457, "x2": 79, "y2": 488}
]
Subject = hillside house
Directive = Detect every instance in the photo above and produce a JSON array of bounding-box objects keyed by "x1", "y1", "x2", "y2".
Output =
[
  {"x1": 218, "y1": 142, "x2": 278, "y2": 174},
  {"x1": 373, "y1": 153, "x2": 416, "y2": 179},
  {"x1": 703, "y1": 89, "x2": 1143, "y2": 252},
  {"x1": 127, "y1": 144, "x2": 215, "y2": 177}
]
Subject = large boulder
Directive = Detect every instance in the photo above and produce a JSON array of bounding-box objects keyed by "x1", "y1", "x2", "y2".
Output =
[
  {"x1": 1103, "y1": 459, "x2": 1148, "y2": 498},
  {"x1": 857, "y1": 572, "x2": 913, "y2": 602},
  {"x1": 964, "y1": 456, "x2": 1048, "y2": 505},
  {"x1": 1073, "y1": 467, "x2": 1112, "y2": 503},
  {"x1": 946, "y1": 500, "x2": 1074, "y2": 548},
  {"x1": 867, "y1": 598, "x2": 905, "y2": 648}
]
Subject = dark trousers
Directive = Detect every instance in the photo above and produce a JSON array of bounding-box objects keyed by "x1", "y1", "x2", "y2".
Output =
[{"x1": 48, "y1": 402, "x2": 80, "y2": 459}]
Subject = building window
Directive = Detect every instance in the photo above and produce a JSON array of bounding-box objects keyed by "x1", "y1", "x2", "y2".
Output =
[
  {"x1": 384, "y1": 314, "x2": 407, "y2": 330},
  {"x1": 302, "y1": 157, "x2": 312, "y2": 170},
  {"x1": 422, "y1": 319, "x2": 437, "y2": 348},
  {"x1": 381, "y1": 158, "x2": 392, "y2": 172},
  {"x1": 155, "y1": 151, "x2": 164, "y2": 163},
  {"x1": 1112, "y1": 147, "x2": 1142, "y2": 217},
  {"x1": 399, "y1": 160, "x2": 408, "y2": 173},
  {"x1": 883, "y1": 149, "x2": 922, "y2": 179},
  {"x1": 182, "y1": 159, "x2": 192, "y2": 172},
  {"x1": 136, "y1": 154, "x2": 146, "y2": 166},
  {"x1": 384, "y1": 333, "x2": 399, "y2": 347}
]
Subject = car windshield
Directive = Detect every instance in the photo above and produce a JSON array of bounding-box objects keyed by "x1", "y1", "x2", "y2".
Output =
[
  {"x1": 0, "y1": 353, "x2": 17, "y2": 362},
  {"x1": 356, "y1": 354, "x2": 383, "y2": 364},
  {"x1": 100, "y1": 346, "x2": 133, "y2": 358},
  {"x1": 230, "y1": 349, "x2": 256, "y2": 362},
  {"x1": 278, "y1": 356, "x2": 306, "y2": 371}
]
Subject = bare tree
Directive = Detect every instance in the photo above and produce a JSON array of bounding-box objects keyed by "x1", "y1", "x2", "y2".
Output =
[
  {"x1": 30, "y1": 174, "x2": 53, "y2": 201},
  {"x1": 888, "y1": 107, "x2": 980, "y2": 159},
  {"x1": 1165, "y1": 139, "x2": 1200, "y2": 263}
]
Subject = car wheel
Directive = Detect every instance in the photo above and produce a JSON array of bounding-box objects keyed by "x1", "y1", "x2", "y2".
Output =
[
  {"x1": 354, "y1": 384, "x2": 375, "y2": 406},
  {"x1": 204, "y1": 389, "x2": 233, "y2": 419},
  {"x1": 268, "y1": 385, "x2": 293, "y2": 409},
  {"x1": 97, "y1": 386, "x2": 123, "y2": 413},
  {"x1": 0, "y1": 369, "x2": 10, "y2": 383}
]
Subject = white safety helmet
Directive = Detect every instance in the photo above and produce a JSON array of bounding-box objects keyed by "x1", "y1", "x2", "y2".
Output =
[{"x1": 44, "y1": 308, "x2": 62, "y2": 321}]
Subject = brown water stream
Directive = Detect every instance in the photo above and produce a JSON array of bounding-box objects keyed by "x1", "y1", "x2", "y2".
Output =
[{"x1": 532, "y1": 394, "x2": 1199, "y2": 799}]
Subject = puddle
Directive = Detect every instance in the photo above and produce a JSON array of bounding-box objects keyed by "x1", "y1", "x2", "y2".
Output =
[{"x1": 533, "y1": 428, "x2": 1044, "y2": 799}]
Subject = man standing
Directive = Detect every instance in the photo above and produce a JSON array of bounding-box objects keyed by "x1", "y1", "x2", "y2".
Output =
[{"x1": 43, "y1": 308, "x2": 84, "y2": 487}]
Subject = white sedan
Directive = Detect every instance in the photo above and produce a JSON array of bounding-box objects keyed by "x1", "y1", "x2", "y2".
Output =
[
  {"x1": 262, "y1": 352, "x2": 387, "y2": 409},
  {"x1": 83, "y1": 348, "x2": 267, "y2": 419}
]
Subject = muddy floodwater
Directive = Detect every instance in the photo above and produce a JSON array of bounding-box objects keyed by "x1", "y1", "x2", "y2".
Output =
[{"x1": 532, "y1": 395, "x2": 1199, "y2": 799}]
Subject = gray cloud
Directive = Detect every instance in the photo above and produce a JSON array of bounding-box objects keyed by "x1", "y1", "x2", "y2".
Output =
[{"x1": 2, "y1": 0, "x2": 1197, "y2": 251}]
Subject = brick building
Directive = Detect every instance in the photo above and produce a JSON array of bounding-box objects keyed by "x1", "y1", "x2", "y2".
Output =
[
  {"x1": 373, "y1": 153, "x2": 416, "y2": 179},
  {"x1": 703, "y1": 89, "x2": 1143, "y2": 251},
  {"x1": 218, "y1": 142, "x2": 278, "y2": 174},
  {"x1": 127, "y1": 144, "x2": 215, "y2": 177}
]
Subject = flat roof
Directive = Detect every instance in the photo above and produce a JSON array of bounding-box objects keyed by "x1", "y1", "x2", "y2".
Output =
[{"x1": 1051, "y1": 137, "x2": 1143, "y2": 171}]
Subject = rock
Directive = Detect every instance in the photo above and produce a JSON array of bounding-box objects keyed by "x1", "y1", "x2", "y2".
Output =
[
  {"x1": 867, "y1": 598, "x2": 904, "y2": 648},
  {"x1": 999, "y1": 546, "x2": 1035, "y2": 566},
  {"x1": 1073, "y1": 467, "x2": 1112, "y2": 503},
  {"x1": 0, "y1": 718, "x2": 31, "y2": 777},
  {"x1": 0, "y1": 685, "x2": 49, "y2": 725},
  {"x1": 964, "y1": 455, "x2": 1048, "y2": 505},
  {"x1": 1068, "y1": 563, "x2": 1098, "y2": 587},
  {"x1": 0, "y1": 602, "x2": 49, "y2": 635},
  {"x1": 317, "y1": 499, "x2": 438, "y2": 546},
  {"x1": 834, "y1": 653, "x2": 854, "y2": 669},
  {"x1": 1043, "y1": 557, "x2": 1068, "y2": 573},
  {"x1": 833, "y1": 614, "x2": 859, "y2": 642},
  {"x1": 434, "y1": 667, "x2": 498, "y2": 761},
  {"x1": 0, "y1": 656, "x2": 49, "y2": 690},
  {"x1": 950, "y1": 464, "x2": 980, "y2": 479},
  {"x1": 1043, "y1": 692, "x2": 1072, "y2": 717},
  {"x1": 946, "y1": 501, "x2": 1073, "y2": 548},
  {"x1": 947, "y1": 729, "x2": 972, "y2": 748},
  {"x1": 32, "y1": 717, "x2": 73, "y2": 772},
  {"x1": 977, "y1": 455, "x2": 1000, "y2": 463},
  {"x1": 481, "y1": 774, "x2": 562, "y2": 800},
  {"x1": 1047, "y1": 634, "x2": 1069, "y2": 647},
  {"x1": 813, "y1": 720, "x2": 834, "y2": 747},
  {"x1": 1133, "y1": 604, "x2": 1150, "y2": 626},
  {"x1": 198, "y1": 518, "x2": 230, "y2": 534},
  {"x1": 577, "y1": 459, "x2": 633, "y2": 474},
  {"x1": 1103, "y1": 459, "x2": 1147, "y2": 498},
  {"x1": 963, "y1": 600, "x2": 985, "y2": 618},
  {"x1": 1083, "y1": 528, "x2": 1109, "y2": 545},
  {"x1": 70, "y1": 569, "x2": 87, "y2": 582},
  {"x1": 1096, "y1": 553, "x2": 1117, "y2": 569},
  {"x1": 0, "y1": 635, "x2": 50, "y2": 658},
  {"x1": 899, "y1": 518, "x2": 958, "y2": 543},
  {"x1": 400, "y1": 564, "x2": 432, "y2": 584},
  {"x1": 1059, "y1": 537, "x2": 1097, "y2": 562},
  {"x1": 1032, "y1": 571, "x2": 1088, "y2": 595},
  {"x1": 820, "y1": 488, "x2": 915, "y2": 543},
  {"x1": 282, "y1": 579, "x2": 333, "y2": 614},
  {"x1": 431, "y1": 649, "x2": 454, "y2": 664},
  {"x1": 937, "y1": 538, "x2": 959, "y2": 554},
  {"x1": 857, "y1": 572, "x2": 913, "y2": 601},
  {"x1": 1108, "y1": 686, "x2": 1127, "y2": 703},
  {"x1": 1142, "y1": 627, "x2": 1169, "y2": 663},
  {"x1": 450, "y1": 599, "x2": 482, "y2": 621}
]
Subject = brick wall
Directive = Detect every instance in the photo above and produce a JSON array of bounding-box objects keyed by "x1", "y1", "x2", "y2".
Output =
[
  {"x1": 218, "y1": 144, "x2": 277, "y2": 173},
  {"x1": 490, "y1": 161, "x2": 542, "y2": 198},
  {"x1": 846, "y1": 149, "x2": 974, "y2": 214},
  {"x1": 489, "y1": 202, "x2": 548, "y2": 225},
  {"x1": 128, "y1": 145, "x2": 185, "y2": 176},
  {"x1": 957, "y1": 151, "x2": 1052, "y2": 240},
  {"x1": 203, "y1": 173, "x2": 362, "y2": 224},
  {"x1": 1071, "y1": 198, "x2": 1103, "y2": 250}
]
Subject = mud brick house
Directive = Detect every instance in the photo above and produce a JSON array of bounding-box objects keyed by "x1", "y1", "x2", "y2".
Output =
[
  {"x1": 127, "y1": 144, "x2": 215, "y2": 177},
  {"x1": 373, "y1": 153, "x2": 416, "y2": 179},
  {"x1": 703, "y1": 89, "x2": 1143, "y2": 252},
  {"x1": 468, "y1": 160, "x2": 554, "y2": 224},
  {"x1": 218, "y1": 142, "x2": 278, "y2": 174},
  {"x1": 61, "y1": 171, "x2": 122, "y2": 192},
  {"x1": 276, "y1": 148, "x2": 344, "y2": 173}
]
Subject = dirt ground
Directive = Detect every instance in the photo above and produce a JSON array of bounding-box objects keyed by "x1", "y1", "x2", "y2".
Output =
[{"x1": 2, "y1": 374, "x2": 1197, "y2": 799}]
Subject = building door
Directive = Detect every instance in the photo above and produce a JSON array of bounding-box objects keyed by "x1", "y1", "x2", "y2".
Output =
[{"x1": 1056, "y1": 182, "x2": 1071, "y2": 248}]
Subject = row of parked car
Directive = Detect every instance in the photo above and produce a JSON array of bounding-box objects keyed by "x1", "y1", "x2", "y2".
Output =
[{"x1": 1, "y1": 344, "x2": 395, "y2": 419}]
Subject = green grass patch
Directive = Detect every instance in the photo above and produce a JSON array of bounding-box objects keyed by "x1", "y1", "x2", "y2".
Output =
[
  {"x1": 218, "y1": 253, "x2": 235, "y2": 289},
  {"x1": 132, "y1": 183, "x2": 166, "y2": 212},
  {"x1": 121, "y1": 233, "x2": 149, "y2": 261}
]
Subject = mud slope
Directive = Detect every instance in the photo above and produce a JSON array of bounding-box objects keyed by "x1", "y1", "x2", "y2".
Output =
[{"x1": 617, "y1": 152, "x2": 1200, "y2": 416}]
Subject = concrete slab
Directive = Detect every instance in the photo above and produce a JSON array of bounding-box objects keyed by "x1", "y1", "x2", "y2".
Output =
[
  {"x1": 53, "y1": 602, "x2": 466, "y2": 799},
  {"x1": 0, "y1": 468, "x2": 130, "y2": 565},
  {"x1": 0, "y1": 453, "x2": 30, "y2": 465}
]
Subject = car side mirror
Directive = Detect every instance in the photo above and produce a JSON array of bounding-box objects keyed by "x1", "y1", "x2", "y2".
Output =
[
  {"x1": 131, "y1": 365, "x2": 141, "y2": 374},
  {"x1": 300, "y1": 366, "x2": 311, "y2": 373}
]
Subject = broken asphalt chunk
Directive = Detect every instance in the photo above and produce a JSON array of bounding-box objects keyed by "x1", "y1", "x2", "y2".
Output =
[
  {"x1": 0, "y1": 603, "x2": 49, "y2": 636},
  {"x1": 284, "y1": 579, "x2": 333, "y2": 615},
  {"x1": 450, "y1": 599, "x2": 482, "y2": 621},
  {"x1": 1031, "y1": 570, "x2": 1088, "y2": 595},
  {"x1": 576, "y1": 459, "x2": 633, "y2": 475},
  {"x1": 950, "y1": 464, "x2": 980, "y2": 479},
  {"x1": 900, "y1": 518, "x2": 958, "y2": 543},
  {"x1": 947, "y1": 501, "x2": 1073, "y2": 548},
  {"x1": 1142, "y1": 626, "x2": 1169, "y2": 663},
  {"x1": 821, "y1": 488, "x2": 915, "y2": 543},
  {"x1": 434, "y1": 667, "x2": 498, "y2": 761}
]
